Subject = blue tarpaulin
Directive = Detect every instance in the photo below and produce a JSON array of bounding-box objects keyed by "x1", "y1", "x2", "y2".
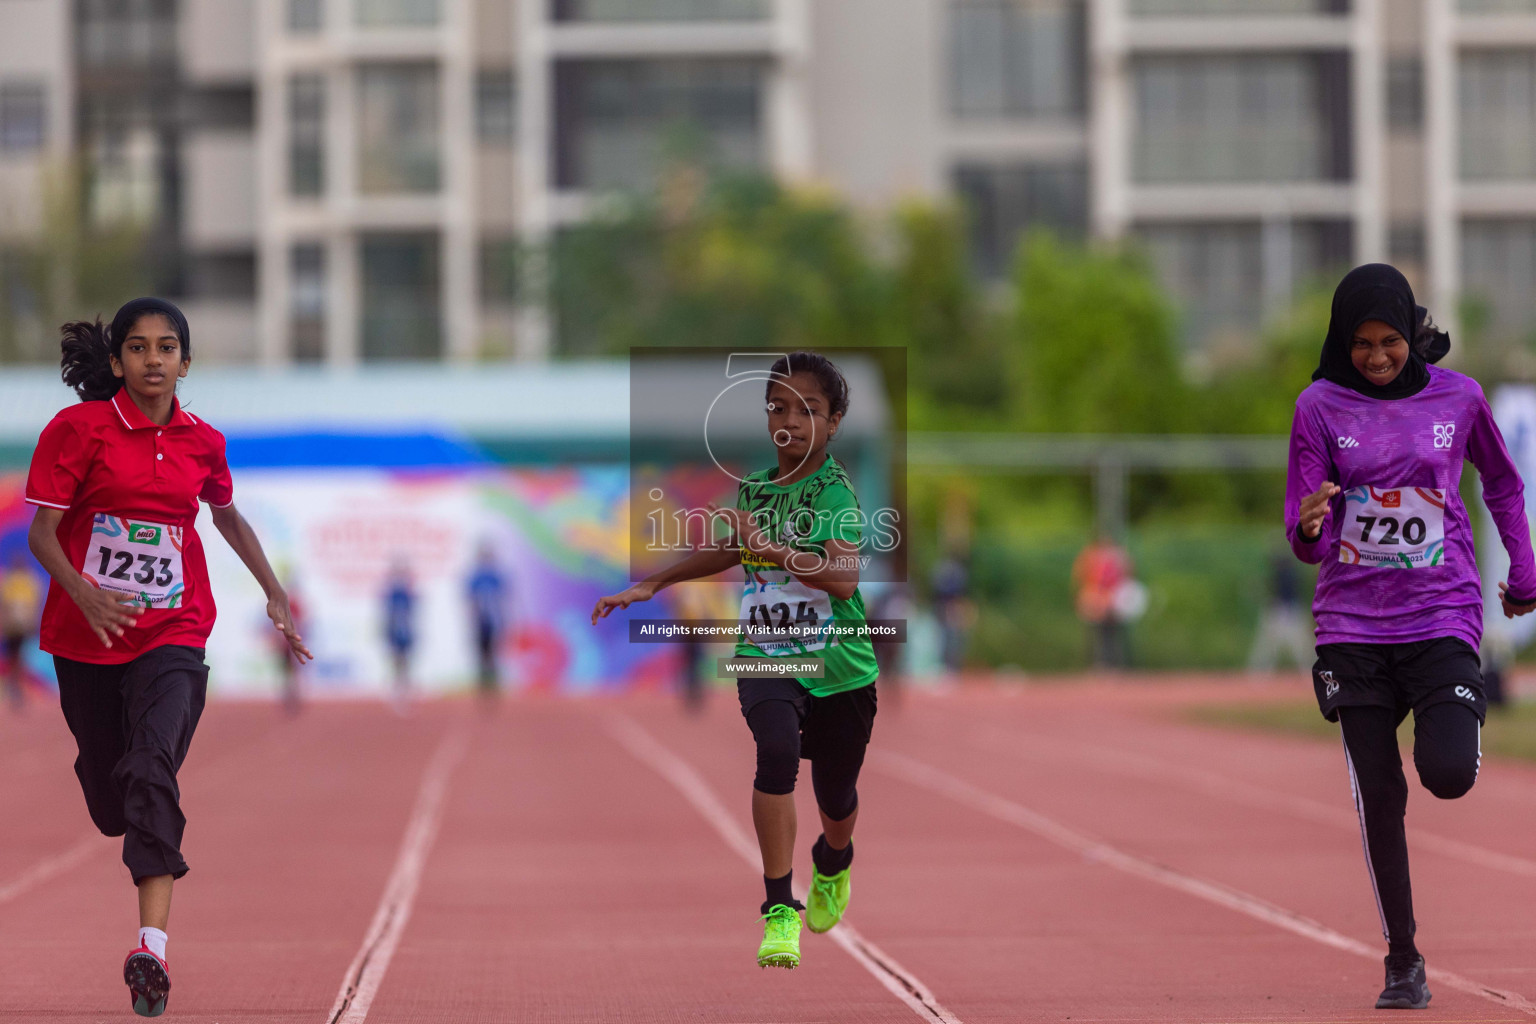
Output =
[{"x1": 224, "y1": 431, "x2": 492, "y2": 469}]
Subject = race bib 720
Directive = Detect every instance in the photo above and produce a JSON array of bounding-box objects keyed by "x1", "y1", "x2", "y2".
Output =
[
  {"x1": 1340, "y1": 486, "x2": 1446, "y2": 569},
  {"x1": 81, "y1": 514, "x2": 185, "y2": 608}
]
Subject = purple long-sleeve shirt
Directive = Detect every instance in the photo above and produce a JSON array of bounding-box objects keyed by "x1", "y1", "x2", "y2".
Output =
[{"x1": 1286, "y1": 365, "x2": 1536, "y2": 650}]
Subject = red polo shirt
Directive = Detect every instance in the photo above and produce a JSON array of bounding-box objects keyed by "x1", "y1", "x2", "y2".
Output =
[{"x1": 25, "y1": 390, "x2": 233, "y2": 664}]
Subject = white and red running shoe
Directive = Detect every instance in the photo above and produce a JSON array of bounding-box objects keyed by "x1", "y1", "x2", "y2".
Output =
[{"x1": 123, "y1": 945, "x2": 170, "y2": 1017}]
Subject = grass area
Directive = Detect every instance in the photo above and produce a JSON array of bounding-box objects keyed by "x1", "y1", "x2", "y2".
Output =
[
  {"x1": 970, "y1": 521, "x2": 1317, "y2": 672},
  {"x1": 1190, "y1": 699, "x2": 1536, "y2": 764}
]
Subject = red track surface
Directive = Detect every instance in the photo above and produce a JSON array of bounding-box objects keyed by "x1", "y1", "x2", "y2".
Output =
[{"x1": 4, "y1": 677, "x2": 1536, "y2": 1022}]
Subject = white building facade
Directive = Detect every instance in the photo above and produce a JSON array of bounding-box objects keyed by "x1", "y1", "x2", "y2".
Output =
[{"x1": 1, "y1": 0, "x2": 1534, "y2": 362}]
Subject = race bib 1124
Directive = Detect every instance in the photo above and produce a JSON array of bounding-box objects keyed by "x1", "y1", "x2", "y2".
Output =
[
  {"x1": 81, "y1": 514, "x2": 185, "y2": 608},
  {"x1": 739, "y1": 565, "x2": 834, "y2": 655},
  {"x1": 1340, "y1": 486, "x2": 1446, "y2": 569}
]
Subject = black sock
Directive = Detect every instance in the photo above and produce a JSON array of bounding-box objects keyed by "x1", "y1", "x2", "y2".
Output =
[
  {"x1": 811, "y1": 834, "x2": 853, "y2": 876},
  {"x1": 1388, "y1": 939, "x2": 1421, "y2": 961},
  {"x1": 762, "y1": 871, "x2": 801, "y2": 914}
]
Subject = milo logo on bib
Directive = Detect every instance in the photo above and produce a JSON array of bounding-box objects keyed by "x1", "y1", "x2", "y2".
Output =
[
  {"x1": 1340, "y1": 485, "x2": 1446, "y2": 569},
  {"x1": 127, "y1": 523, "x2": 162, "y2": 545}
]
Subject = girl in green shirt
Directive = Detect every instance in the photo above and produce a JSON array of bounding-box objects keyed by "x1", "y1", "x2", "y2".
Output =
[{"x1": 593, "y1": 352, "x2": 879, "y2": 970}]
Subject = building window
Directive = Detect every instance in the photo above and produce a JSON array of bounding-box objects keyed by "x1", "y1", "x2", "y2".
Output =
[
  {"x1": 291, "y1": 243, "x2": 326, "y2": 362},
  {"x1": 552, "y1": 0, "x2": 768, "y2": 20},
  {"x1": 1388, "y1": 222, "x2": 1426, "y2": 268},
  {"x1": 358, "y1": 64, "x2": 440, "y2": 194},
  {"x1": 1131, "y1": 0, "x2": 1348, "y2": 12},
  {"x1": 1133, "y1": 53, "x2": 1351, "y2": 183},
  {"x1": 78, "y1": 0, "x2": 177, "y2": 68},
  {"x1": 1459, "y1": 51, "x2": 1536, "y2": 180},
  {"x1": 188, "y1": 251, "x2": 257, "y2": 300},
  {"x1": 289, "y1": 74, "x2": 325, "y2": 198},
  {"x1": 289, "y1": 0, "x2": 323, "y2": 32},
  {"x1": 83, "y1": 96, "x2": 161, "y2": 225},
  {"x1": 480, "y1": 237, "x2": 520, "y2": 304},
  {"x1": 554, "y1": 58, "x2": 765, "y2": 191},
  {"x1": 361, "y1": 233, "x2": 441, "y2": 359},
  {"x1": 1387, "y1": 56, "x2": 1423, "y2": 133},
  {"x1": 950, "y1": 1, "x2": 1085, "y2": 119},
  {"x1": 0, "y1": 84, "x2": 46, "y2": 152},
  {"x1": 476, "y1": 70, "x2": 516, "y2": 144},
  {"x1": 354, "y1": 0, "x2": 440, "y2": 27},
  {"x1": 954, "y1": 163, "x2": 1088, "y2": 278},
  {"x1": 1463, "y1": 219, "x2": 1536, "y2": 342},
  {"x1": 187, "y1": 85, "x2": 255, "y2": 132},
  {"x1": 1140, "y1": 219, "x2": 1351, "y2": 345}
]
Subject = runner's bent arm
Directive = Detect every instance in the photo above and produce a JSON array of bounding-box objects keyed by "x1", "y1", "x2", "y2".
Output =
[
  {"x1": 209, "y1": 503, "x2": 312, "y2": 661},
  {"x1": 741, "y1": 533, "x2": 859, "y2": 600},
  {"x1": 1465, "y1": 391, "x2": 1536, "y2": 610},
  {"x1": 26, "y1": 505, "x2": 139, "y2": 647},
  {"x1": 1286, "y1": 400, "x2": 1337, "y2": 563},
  {"x1": 707, "y1": 503, "x2": 859, "y2": 600},
  {"x1": 591, "y1": 546, "x2": 740, "y2": 623}
]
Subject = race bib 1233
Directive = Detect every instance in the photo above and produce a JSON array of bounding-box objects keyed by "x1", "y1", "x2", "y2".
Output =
[{"x1": 82, "y1": 514, "x2": 185, "y2": 608}]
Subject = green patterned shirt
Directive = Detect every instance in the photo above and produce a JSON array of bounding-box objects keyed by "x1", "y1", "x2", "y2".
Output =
[{"x1": 732, "y1": 455, "x2": 878, "y2": 695}]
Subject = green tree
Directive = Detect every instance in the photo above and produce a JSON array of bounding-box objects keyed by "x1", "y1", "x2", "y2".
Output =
[
  {"x1": 548, "y1": 175, "x2": 889, "y2": 357},
  {"x1": 1008, "y1": 233, "x2": 1185, "y2": 433},
  {"x1": 0, "y1": 159, "x2": 150, "y2": 363}
]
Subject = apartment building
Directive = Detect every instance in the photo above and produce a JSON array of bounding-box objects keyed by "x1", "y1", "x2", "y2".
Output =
[{"x1": 1, "y1": 0, "x2": 1533, "y2": 364}]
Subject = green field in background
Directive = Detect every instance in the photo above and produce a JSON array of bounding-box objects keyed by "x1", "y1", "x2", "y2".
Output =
[
  {"x1": 969, "y1": 522, "x2": 1317, "y2": 672},
  {"x1": 1190, "y1": 699, "x2": 1536, "y2": 764}
]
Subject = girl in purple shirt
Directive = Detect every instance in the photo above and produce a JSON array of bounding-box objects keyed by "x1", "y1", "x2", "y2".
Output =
[{"x1": 1286, "y1": 263, "x2": 1536, "y2": 1010}]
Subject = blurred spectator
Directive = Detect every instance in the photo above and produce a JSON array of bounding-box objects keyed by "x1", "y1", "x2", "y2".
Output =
[
  {"x1": 668, "y1": 583, "x2": 716, "y2": 712},
  {"x1": 1247, "y1": 549, "x2": 1313, "y2": 674},
  {"x1": 384, "y1": 560, "x2": 416, "y2": 714},
  {"x1": 1073, "y1": 534, "x2": 1135, "y2": 669},
  {"x1": 466, "y1": 543, "x2": 509, "y2": 703},
  {"x1": 0, "y1": 550, "x2": 42, "y2": 712},
  {"x1": 866, "y1": 580, "x2": 911, "y2": 702},
  {"x1": 932, "y1": 551, "x2": 974, "y2": 676}
]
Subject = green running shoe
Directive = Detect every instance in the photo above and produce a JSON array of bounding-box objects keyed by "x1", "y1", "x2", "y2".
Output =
[
  {"x1": 757, "y1": 904, "x2": 802, "y2": 969},
  {"x1": 806, "y1": 867, "x2": 850, "y2": 933}
]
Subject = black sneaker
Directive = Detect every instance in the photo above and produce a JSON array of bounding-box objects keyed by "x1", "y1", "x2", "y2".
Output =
[{"x1": 1376, "y1": 953, "x2": 1431, "y2": 1010}]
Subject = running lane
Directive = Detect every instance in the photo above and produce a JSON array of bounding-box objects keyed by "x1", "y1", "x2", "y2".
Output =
[
  {"x1": 0, "y1": 700, "x2": 455, "y2": 1022},
  {"x1": 358, "y1": 696, "x2": 943, "y2": 1024},
  {"x1": 6, "y1": 683, "x2": 1536, "y2": 1022},
  {"x1": 626, "y1": 682, "x2": 1536, "y2": 1023}
]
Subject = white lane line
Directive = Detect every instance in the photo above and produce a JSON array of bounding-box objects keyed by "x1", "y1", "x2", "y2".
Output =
[
  {"x1": 326, "y1": 722, "x2": 469, "y2": 1024},
  {"x1": 0, "y1": 835, "x2": 102, "y2": 906},
  {"x1": 874, "y1": 750, "x2": 1536, "y2": 1018},
  {"x1": 971, "y1": 724, "x2": 1536, "y2": 880},
  {"x1": 607, "y1": 713, "x2": 963, "y2": 1024}
]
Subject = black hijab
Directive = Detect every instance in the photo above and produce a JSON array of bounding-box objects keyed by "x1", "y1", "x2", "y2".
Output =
[{"x1": 1312, "y1": 263, "x2": 1439, "y2": 400}]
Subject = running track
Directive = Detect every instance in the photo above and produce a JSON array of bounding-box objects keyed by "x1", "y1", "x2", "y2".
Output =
[{"x1": 4, "y1": 678, "x2": 1536, "y2": 1022}]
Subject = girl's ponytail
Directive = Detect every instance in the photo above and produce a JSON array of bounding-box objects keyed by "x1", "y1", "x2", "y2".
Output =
[{"x1": 60, "y1": 318, "x2": 122, "y2": 402}]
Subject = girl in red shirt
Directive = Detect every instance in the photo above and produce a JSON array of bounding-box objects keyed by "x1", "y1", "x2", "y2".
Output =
[{"x1": 25, "y1": 298, "x2": 310, "y2": 1018}]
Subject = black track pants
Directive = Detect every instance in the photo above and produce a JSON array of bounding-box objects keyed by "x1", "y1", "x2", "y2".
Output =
[
  {"x1": 1339, "y1": 700, "x2": 1481, "y2": 953},
  {"x1": 55, "y1": 645, "x2": 208, "y2": 883}
]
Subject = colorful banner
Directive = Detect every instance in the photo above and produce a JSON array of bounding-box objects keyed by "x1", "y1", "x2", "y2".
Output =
[{"x1": 0, "y1": 467, "x2": 694, "y2": 697}]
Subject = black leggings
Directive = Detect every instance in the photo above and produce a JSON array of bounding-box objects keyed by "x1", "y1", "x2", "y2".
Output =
[
  {"x1": 747, "y1": 700, "x2": 865, "y2": 821},
  {"x1": 1340, "y1": 701, "x2": 1481, "y2": 955},
  {"x1": 739, "y1": 677, "x2": 877, "y2": 823},
  {"x1": 55, "y1": 646, "x2": 208, "y2": 883}
]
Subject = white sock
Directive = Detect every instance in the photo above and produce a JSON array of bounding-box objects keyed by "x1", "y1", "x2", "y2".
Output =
[{"x1": 138, "y1": 927, "x2": 167, "y2": 961}]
